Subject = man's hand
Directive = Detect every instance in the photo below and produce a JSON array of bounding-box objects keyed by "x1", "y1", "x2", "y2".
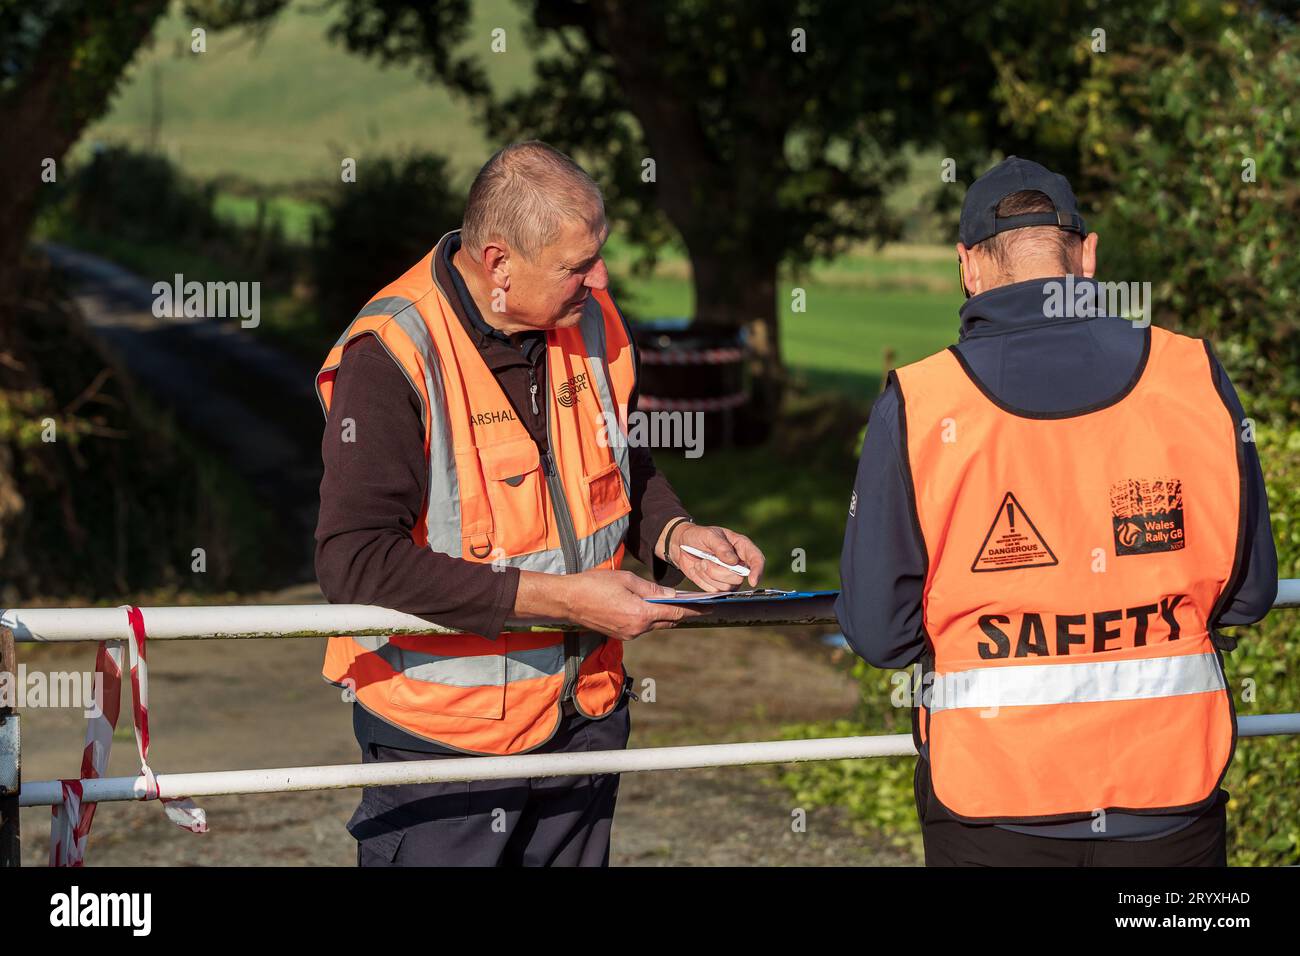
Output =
[
  {"x1": 516, "y1": 569, "x2": 699, "y2": 641},
  {"x1": 671, "y1": 524, "x2": 766, "y2": 592}
]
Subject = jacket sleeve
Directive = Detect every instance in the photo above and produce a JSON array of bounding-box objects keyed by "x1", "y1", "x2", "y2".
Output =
[
  {"x1": 1208, "y1": 349, "x2": 1279, "y2": 629},
  {"x1": 314, "y1": 335, "x2": 520, "y2": 637},
  {"x1": 834, "y1": 381, "x2": 929, "y2": 668}
]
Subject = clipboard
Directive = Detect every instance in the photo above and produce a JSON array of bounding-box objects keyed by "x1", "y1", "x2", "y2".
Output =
[{"x1": 645, "y1": 588, "x2": 837, "y2": 604}]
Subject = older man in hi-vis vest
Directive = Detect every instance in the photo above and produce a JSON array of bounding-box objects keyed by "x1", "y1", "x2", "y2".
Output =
[
  {"x1": 837, "y1": 157, "x2": 1276, "y2": 866},
  {"x1": 315, "y1": 141, "x2": 765, "y2": 866}
]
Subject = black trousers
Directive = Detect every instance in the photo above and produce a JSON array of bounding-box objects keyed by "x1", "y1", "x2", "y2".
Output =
[
  {"x1": 348, "y1": 698, "x2": 631, "y2": 867},
  {"x1": 915, "y1": 760, "x2": 1229, "y2": 867}
]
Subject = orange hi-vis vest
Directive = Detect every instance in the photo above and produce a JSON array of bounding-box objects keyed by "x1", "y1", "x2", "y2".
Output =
[
  {"x1": 315, "y1": 236, "x2": 637, "y2": 756},
  {"x1": 893, "y1": 324, "x2": 1243, "y2": 823}
]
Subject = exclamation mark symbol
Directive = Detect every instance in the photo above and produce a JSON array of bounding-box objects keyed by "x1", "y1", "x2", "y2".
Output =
[{"x1": 1007, "y1": 501, "x2": 1015, "y2": 532}]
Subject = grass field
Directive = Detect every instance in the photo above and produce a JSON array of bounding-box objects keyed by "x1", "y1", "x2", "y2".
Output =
[
  {"x1": 614, "y1": 251, "x2": 961, "y2": 400},
  {"x1": 79, "y1": 0, "x2": 534, "y2": 184},
  {"x1": 76, "y1": 0, "x2": 966, "y2": 410}
]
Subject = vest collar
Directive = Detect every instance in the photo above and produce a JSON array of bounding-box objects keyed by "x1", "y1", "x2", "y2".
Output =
[{"x1": 433, "y1": 230, "x2": 546, "y2": 367}]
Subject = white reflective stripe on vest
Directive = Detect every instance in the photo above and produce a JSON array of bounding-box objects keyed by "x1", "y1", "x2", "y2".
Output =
[{"x1": 925, "y1": 651, "x2": 1226, "y2": 714}]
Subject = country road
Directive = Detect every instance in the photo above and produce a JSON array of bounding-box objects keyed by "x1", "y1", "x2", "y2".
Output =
[{"x1": 43, "y1": 243, "x2": 323, "y2": 578}]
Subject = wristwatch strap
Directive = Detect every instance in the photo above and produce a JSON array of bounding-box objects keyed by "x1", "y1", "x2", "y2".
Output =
[{"x1": 662, "y1": 517, "x2": 694, "y2": 569}]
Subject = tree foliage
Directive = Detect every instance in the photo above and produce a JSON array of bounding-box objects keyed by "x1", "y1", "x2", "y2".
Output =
[
  {"x1": 322, "y1": 0, "x2": 1139, "y2": 426},
  {"x1": 1099, "y1": 22, "x2": 1299, "y2": 419},
  {"x1": 0, "y1": 0, "x2": 170, "y2": 319},
  {"x1": 312, "y1": 153, "x2": 465, "y2": 323},
  {"x1": 984, "y1": 1, "x2": 1300, "y2": 418}
]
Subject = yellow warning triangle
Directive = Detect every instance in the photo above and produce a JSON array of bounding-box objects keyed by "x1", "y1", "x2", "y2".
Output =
[{"x1": 971, "y1": 491, "x2": 1058, "y2": 573}]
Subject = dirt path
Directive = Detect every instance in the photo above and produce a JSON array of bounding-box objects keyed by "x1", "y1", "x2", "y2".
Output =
[
  {"x1": 43, "y1": 243, "x2": 323, "y2": 577},
  {"x1": 15, "y1": 585, "x2": 915, "y2": 867}
]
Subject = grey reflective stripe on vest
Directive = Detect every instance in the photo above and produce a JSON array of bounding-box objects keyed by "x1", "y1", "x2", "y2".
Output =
[
  {"x1": 579, "y1": 296, "x2": 631, "y2": 494},
  {"x1": 317, "y1": 297, "x2": 418, "y2": 420},
  {"x1": 925, "y1": 650, "x2": 1226, "y2": 714},
  {"x1": 468, "y1": 516, "x2": 628, "y2": 575},
  {"x1": 385, "y1": 292, "x2": 630, "y2": 572},
  {"x1": 373, "y1": 641, "x2": 564, "y2": 687},
  {"x1": 357, "y1": 295, "x2": 415, "y2": 319},
  {"x1": 390, "y1": 306, "x2": 463, "y2": 558},
  {"x1": 362, "y1": 630, "x2": 606, "y2": 687}
]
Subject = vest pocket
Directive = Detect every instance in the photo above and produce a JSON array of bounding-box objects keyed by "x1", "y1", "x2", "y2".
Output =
[
  {"x1": 475, "y1": 436, "x2": 547, "y2": 557},
  {"x1": 584, "y1": 461, "x2": 630, "y2": 528}
]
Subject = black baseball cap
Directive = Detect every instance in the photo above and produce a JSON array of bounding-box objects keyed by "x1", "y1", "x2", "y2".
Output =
[{"x1": 958, "y1": 156, "x2": 1087, "y2": 247}]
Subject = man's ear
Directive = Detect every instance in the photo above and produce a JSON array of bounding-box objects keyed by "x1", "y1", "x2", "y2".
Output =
[
  {"x1": 483, "y1": 241, "x2": 511, "y2": 290},
  {"x1": 1081, "y1": 232, "x2": 1099, "y2": 279},
  {"x1": 956, "y1": 242, "x2": 980, "y2": 297}
]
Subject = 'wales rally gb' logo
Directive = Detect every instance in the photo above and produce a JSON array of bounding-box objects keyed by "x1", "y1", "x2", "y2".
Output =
[{"x1": 1110, "y1": 477, "x2": 1185, "y2": 556}]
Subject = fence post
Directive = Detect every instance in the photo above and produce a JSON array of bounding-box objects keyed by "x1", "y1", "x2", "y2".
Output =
[{"x1": 0, "y1": 625, "x2": 19, "y2": 866}]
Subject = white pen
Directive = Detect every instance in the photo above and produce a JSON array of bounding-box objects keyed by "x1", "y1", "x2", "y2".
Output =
[{"x1": 679, "y1": 544, "x2": 751, "y2": 577}]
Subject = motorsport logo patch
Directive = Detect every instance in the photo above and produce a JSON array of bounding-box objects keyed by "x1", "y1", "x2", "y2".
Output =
[
  {"x1": 971, "y1": 491, "x2": 1058, "y2": 572},
  {"x1": 1110, "y1": 476, "x2": 1185, "y2": 555},
  {"x1": 557, "y1": 371, "x2": 590, "y2": 407}
]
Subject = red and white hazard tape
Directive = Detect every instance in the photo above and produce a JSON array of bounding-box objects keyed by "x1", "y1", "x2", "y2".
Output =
[
  {"x1": 49, "y1": 605, "x2": 207, "y2": 866},
  {"x1": 636, "y1": 392, "x2": 749, "y2": 413},
  {"x1": 638, "y1": 347, "x2": 745, "y2": 366}
]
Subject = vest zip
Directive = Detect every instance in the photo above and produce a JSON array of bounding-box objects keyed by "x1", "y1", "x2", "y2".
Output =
[
  {"x1": 528, "y1": 367, "x2": 539, "y2": 415},
  {"x1": 540, "y1": 450, "x2": 581, "y2": 573},
  {"x1": 541, "y1": 449, "x2": 583, "y2": 701}
]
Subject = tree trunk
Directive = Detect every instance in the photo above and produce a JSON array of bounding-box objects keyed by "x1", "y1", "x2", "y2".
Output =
[
  {"x1": 590, "y1": 2, "x2": 789, "y2": 436},
  {"x1": 688, "y1": 246, "x2": 783, "y2": 440},
  {"x1": 0, "y1": 4, "x2": 167, "y2": 582},
  {"x1": 0, "y1": 2, "x2": 167, "y2": 336}
]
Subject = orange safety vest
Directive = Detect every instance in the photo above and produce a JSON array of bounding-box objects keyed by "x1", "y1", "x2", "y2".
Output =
[
  {"x1": 893, "y1": 324, "x2": 1242, "y2": 823},
  {"x1": 315, "y1": 233, "x2": 637, "y2": 756}
]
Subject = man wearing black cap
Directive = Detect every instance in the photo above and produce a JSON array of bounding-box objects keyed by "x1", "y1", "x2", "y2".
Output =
[{"x1": 835, "y1": 157, "x2": 1277, "y2": 866}]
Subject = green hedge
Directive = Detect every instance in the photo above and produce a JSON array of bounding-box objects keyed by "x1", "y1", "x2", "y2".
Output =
[
  {"x1": 1089, "y1": 25, "x2": 1300, "y2": 423},
  {"x1": 311, "y1": 153, "x2": 463, "y2": 328},
  {"x1": 1223, "y1": 427, "x2": 1300, "y2": 863},
  {"x1": 781, "y1": 425, "x2": 1300, "y2": 865}
]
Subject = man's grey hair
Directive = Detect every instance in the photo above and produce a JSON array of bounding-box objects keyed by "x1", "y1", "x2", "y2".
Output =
[
  {"x1": 461, "y1": 141, "x2": 605, "y2": 261},
  {"x1": 977, "y1": 189, "x2": 1081, "y2": 275}
]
